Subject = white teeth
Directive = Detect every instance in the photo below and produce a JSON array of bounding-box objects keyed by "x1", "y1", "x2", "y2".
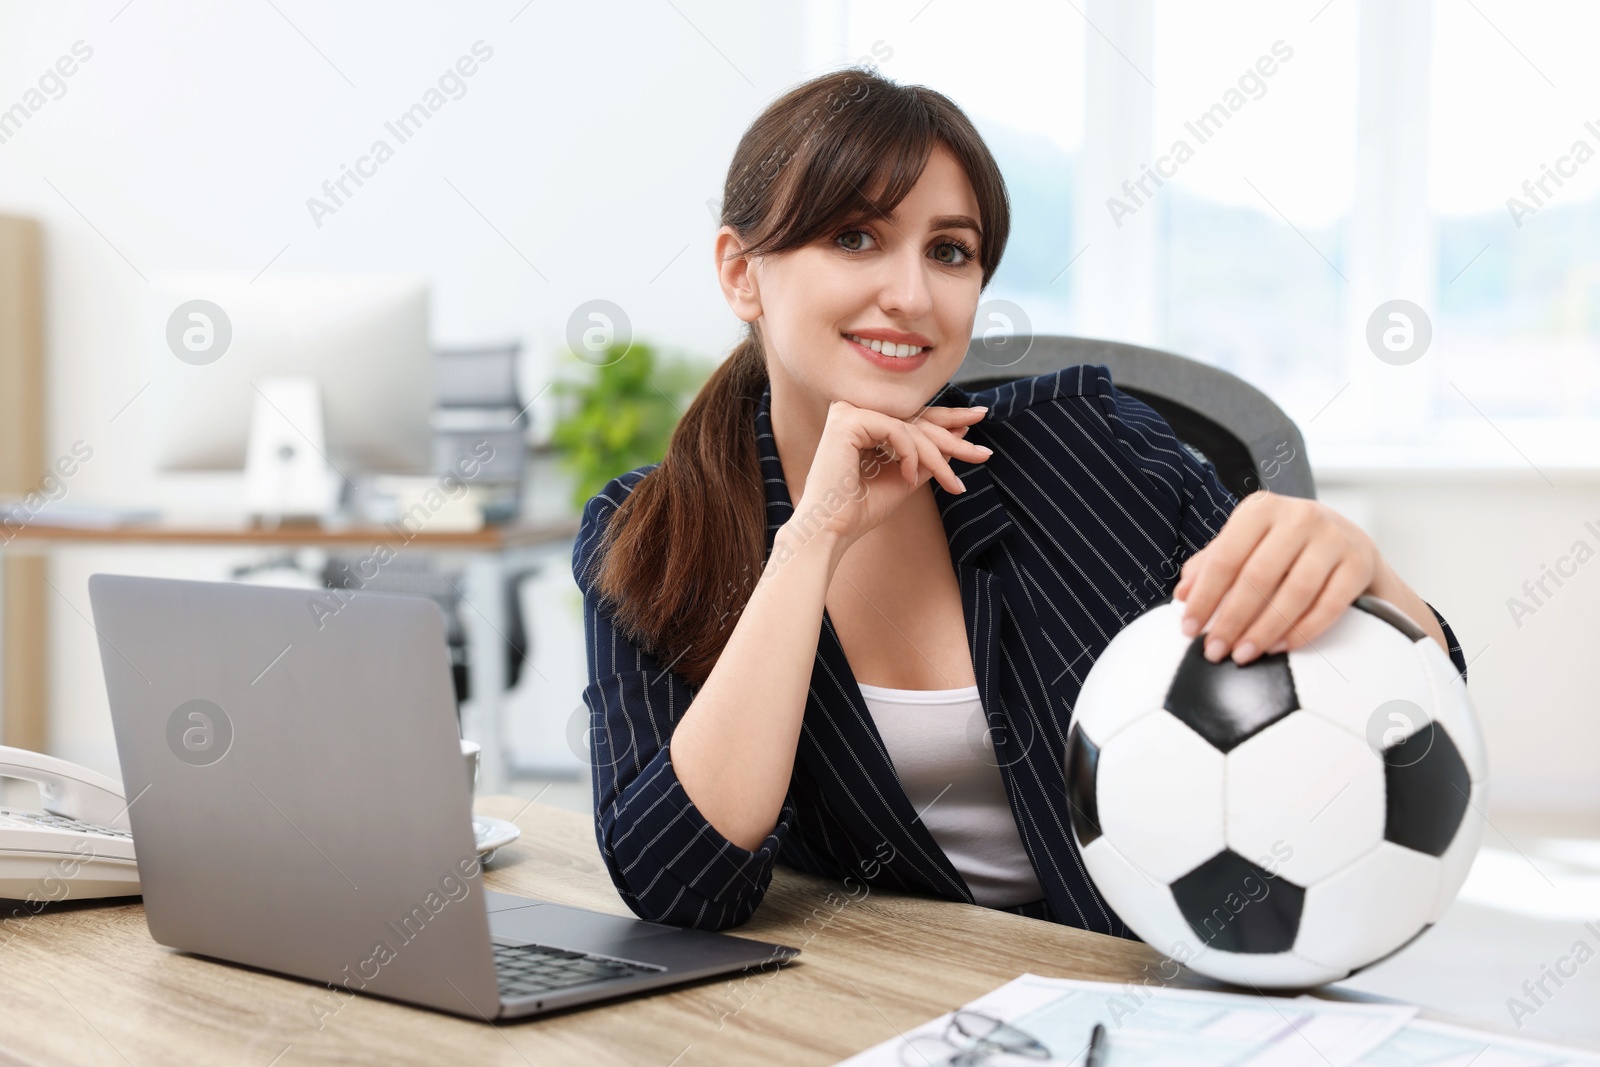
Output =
[{"x1": 846, "y1": 333, "x2": 926, "y2": 358}]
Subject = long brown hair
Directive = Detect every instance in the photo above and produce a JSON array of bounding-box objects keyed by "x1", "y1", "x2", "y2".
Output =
[{"x1": 582, "y1": 66, "x2": 1011, "y2": 688}]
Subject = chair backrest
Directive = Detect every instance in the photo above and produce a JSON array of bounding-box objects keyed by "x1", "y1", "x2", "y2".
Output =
[{"x1": 952, "y1": 335, "x2": 1316, "y2": 501}]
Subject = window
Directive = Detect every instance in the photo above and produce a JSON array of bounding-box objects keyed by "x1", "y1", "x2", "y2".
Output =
[
  {"x1": 837, "y1": 0, "x2": 1600, "y2": 462},
  {"x1": 1428, "y1": 0, "x2": 1600, "y2": 421},
  {"x1": 842, "y1": 0, "x2": 1085, "y2": 333},
  {"x1": 1152, "y1": 0, "x2": 1357, "y2": 421}
]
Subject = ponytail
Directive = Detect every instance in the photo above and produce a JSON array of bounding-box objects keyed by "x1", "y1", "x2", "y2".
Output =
[{"x1": 586, "y1": 328, "x2": 770, "y2": 688}]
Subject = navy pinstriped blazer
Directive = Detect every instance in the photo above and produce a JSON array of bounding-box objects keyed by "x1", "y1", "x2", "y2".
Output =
[{"x1": 572, "y1": 364, "x2": 1469, "y2": 938}]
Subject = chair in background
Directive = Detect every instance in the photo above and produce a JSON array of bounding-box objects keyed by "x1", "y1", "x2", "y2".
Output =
[{"x1": 952, "y1": 335, "x2": 1317, "y2": 502}]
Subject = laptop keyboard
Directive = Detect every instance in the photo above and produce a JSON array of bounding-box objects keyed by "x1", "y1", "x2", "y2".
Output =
[{"x1": 493, "y1": 941, "x2": 664, "y2": 998}]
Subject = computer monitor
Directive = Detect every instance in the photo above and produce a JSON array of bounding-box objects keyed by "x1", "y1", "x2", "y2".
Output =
[{"x1": 146, "y1": 272, "x2": 433, "y2": 477}]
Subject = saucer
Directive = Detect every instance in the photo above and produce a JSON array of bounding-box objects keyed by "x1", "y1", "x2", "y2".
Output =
[{"x1": 472, "y1": 815, "x2": 521, "y2": 857}]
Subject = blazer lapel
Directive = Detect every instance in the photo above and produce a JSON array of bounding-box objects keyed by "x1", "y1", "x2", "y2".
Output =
[
  {"x1": 754, "y1": 384, "x2": 973, "y2": 901},
  {"x1": 929, "y1": 381, "x2": 1121, "y2": 932},
  {"x1": 924, "y1": 378, "x2": 1037, "y2": 796},
  {"x1": 751, "y1": 379, "x2": 1126, "y2": 933}
]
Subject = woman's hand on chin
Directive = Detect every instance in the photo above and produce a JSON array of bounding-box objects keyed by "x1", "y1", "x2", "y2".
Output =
[{"x1": 792, "y1": 399, "x2": 992, "y2": 549}]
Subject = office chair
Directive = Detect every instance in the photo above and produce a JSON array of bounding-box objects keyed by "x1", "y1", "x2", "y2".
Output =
[{"x1": 952, "y1": 335, "x2": 1317, "y2": 502}]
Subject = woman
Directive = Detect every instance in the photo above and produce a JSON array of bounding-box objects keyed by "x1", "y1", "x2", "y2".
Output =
[{"x1": 571, "y1": 68, "x2": 1467, "y2": 937}]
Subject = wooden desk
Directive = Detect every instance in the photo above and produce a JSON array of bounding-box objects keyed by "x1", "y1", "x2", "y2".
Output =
[{"x1": 0, "y1": 796, "x2": 1197, "y2": 1066}]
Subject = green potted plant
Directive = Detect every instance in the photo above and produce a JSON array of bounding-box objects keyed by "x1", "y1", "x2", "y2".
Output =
[{"x1": 548, "y1": 340, "x2": 713, "y2": 514}]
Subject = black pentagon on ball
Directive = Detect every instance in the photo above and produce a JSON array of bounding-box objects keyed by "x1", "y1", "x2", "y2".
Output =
[
  {"x1": 1171, "y1": 850, "x2": 1305, "y2": 954},
  {"x1": 1163, "y1": 636, "x2": 1299, "y2": 753},
  {"x1": 1065, "y1": 723, "x2": 1102, "y2": 847},
  {"x1": 1384, "y1": 721, "x2": 1472, "y2": 856}
]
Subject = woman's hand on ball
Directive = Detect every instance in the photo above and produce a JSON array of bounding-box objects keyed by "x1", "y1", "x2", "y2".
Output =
[{"x1": 1172, "y1": 492, "x2": 1380, "y2": 666}]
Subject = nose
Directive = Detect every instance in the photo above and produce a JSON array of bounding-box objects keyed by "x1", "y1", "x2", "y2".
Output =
[{"x1": 876, "y1": 241, "x2": 934, "y2": 322}]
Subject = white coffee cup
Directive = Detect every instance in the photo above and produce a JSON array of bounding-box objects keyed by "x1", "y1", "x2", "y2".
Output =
[{"x1": 460, "y1": 738, "x2": 481, "y2": 795}]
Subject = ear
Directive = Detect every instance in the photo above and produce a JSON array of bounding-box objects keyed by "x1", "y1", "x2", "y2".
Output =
[{"x1": 714, "y1": 226, "x2": 762, "y2": 324}]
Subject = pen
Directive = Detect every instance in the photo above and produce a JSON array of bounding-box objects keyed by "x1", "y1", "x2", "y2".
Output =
[{"x1": 1085, "y1": 1021, "x2": 1107, "y2": 1067}]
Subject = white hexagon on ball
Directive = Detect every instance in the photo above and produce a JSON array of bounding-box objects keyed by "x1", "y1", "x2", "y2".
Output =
[
  {"x1": 1225, "y1": 713, "x2": 1386, "y2": 886},
  {"x1": 1294, "y1": 840, "x2": 1440, "y2": 973},
  {"x1": 1287, "y1": 609, "x2": 1433, "y2": 742},
  {"x1": 1078, "y1": 836, "x2": 1197, "y2": 960},
  {"x1": 1414, "y1": 640, "x2": 1488, "y2": 784},
  {"x1": 1097, "y1": 711, "x2": 1226, "y2": 885},
  {"x1": 1430, "y1": 779, "x2": 1488, "y2": 923},
  {"x1": 1182, "y1": 944, "x2": 1346, "y2": 990},
  {"x1": 1072, "y1": 600, "x2": 1195, "y2": 747}
]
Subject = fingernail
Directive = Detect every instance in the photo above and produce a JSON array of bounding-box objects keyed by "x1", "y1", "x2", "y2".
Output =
[
  {"x1": 1232, "y1": 642, "x2": 1257, "y2": 664},
  {"x1": 956, "y1": 477, "x2": 967, "y2": 493},
  {"x1": 975, "y1": 445, "x2": 993, "y2": 456},
  {"x1": 1205, "y1": 638, "x2": 1227, "y2": 662},
  {"x1": 969, "y1": 405, "x2": 988, "y2": 414},
  {"x1": 1181, "y1": 616, "x2": 1199, "y2": 637}
]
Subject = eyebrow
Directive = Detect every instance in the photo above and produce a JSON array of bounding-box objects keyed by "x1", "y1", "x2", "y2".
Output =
[
  {"x1": 928, "y1": 214, "x2": 983, "y2": 239},
  {"x1": 852, "y1": 204, "x2": 983, "y2": 241}
]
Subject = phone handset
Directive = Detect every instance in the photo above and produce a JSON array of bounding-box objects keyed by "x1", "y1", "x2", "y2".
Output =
[{"x1": 0, "y1": 746, "x2": 130, "y2": 829}]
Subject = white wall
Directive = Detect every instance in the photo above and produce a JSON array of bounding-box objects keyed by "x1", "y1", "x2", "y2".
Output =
[
  {"x1": 0, "y1": 0, "x2": 819, "y2": 771},
  {"x1": 1, "y1": 1, "x2": 1595, "y2": 819},
  {"x1": 1320, "y1": 473, "x2": 1600, "y2": 815}
]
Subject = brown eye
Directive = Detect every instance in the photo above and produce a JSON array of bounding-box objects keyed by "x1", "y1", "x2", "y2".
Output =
[
  {"x1": 836, "y1": 229, "x2": 873, "y2": 252},
  {"x1": 934, "y1": 239, "x2": 977, "y2": 266}
]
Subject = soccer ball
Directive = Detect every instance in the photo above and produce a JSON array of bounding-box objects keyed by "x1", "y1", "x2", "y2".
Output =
[{"x1": 1066, "y1": 595, "x2": 1487, "y2": 988}]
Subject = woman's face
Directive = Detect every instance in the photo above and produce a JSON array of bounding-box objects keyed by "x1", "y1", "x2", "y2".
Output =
[{"x1": 718, "y1": 141, "x2": 986, "y2": 420}]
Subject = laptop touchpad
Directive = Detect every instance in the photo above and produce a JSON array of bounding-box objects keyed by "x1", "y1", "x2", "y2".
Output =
[
  {"x1": 491, "y1": 903, "x2": 682, "y2": 954},
  {"x1": 484, "y1": 889, "x2": 548, "y2": 914}
]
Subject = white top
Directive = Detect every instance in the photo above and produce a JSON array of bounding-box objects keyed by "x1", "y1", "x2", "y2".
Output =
[{"x1": 856, "y1": 681, "x2": 1046, "y2": 909}]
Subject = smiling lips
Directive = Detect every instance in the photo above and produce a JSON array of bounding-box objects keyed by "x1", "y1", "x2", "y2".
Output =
[{"x1": 843, "y1": 332, "x2": 930, "y2": 358}]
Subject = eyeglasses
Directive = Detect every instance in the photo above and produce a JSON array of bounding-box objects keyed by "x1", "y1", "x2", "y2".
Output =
[{"x1": 896, "y1": 1009, "x2": 1051, "y2": 1067}]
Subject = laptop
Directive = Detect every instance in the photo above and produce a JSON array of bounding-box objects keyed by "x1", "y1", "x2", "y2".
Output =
[{"x1": 87, "y1": 573, "x2": 799, "y2": 1021}]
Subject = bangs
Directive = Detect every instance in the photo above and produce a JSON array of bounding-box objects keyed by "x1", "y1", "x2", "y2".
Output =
[
  {"x1": 721, "y1": 68, "x2": 1008, "y2": 286},
  {"x1": 747, "y1": 85, "x2": 941, "y2": 256}
]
